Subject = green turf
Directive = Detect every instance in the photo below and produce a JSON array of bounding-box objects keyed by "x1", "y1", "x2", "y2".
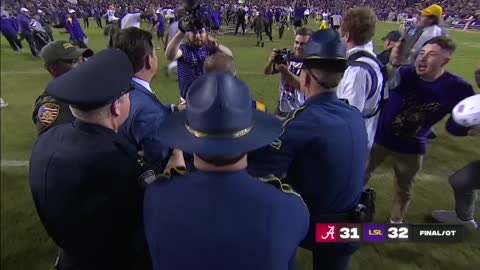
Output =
[{"x1": 1, "y1": 21, "x2": 479, "y2": 270}]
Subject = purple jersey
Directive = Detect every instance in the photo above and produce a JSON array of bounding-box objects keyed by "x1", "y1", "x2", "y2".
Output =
[
  {"x1": 375, "y1": 66, "x2": 474, "y2": 154},
  {"x1": 177, "y1": 44, "x2": 216, "y2": 98}
]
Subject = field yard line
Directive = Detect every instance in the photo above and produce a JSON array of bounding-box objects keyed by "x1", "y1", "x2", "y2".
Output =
[{"x1": 1, "y1": 160, "x2": 29, "y2": 167}]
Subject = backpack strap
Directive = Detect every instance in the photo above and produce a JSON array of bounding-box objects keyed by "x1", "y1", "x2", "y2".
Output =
[{"x1": 347, "y1": 51, "x2": 388, "y2": 118}]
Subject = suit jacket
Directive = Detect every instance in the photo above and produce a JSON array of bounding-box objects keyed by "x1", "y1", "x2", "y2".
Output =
[{"x1": 119, "y1": 80, "x2": 172, "y2": 171}]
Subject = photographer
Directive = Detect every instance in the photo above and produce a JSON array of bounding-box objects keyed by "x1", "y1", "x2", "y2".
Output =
[
  {"x1": 264, "y1": 27, "x2": 311, "y2": 118},
  {"x1": 165, "y1": 19, "x2": 232, "y2": 103}
]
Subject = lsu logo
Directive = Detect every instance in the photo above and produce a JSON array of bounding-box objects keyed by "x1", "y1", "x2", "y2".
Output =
[{"x1": 369, "y1": 229, "x2": 383, "y2": 236}]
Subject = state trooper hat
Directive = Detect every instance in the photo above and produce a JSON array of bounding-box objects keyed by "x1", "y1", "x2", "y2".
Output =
[
  {"x1": 46, "y1": 49, "x2": 134, "y2": 111},
  {"x1": 293, "y1": 29, "x2": 347, "y2": 72},
  {"x1": 157, "y1": 72, "x2": 283, "y2": 156}
]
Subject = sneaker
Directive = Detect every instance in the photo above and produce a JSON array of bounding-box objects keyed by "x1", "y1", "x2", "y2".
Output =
[
  {"x1": 390, "y1": 219, "x2": 403, "y2": 224},
  {"x1": 431, "y1": 210, "x2": 477, "y2": 230},
  {"x1": 0, "y1": 98, "x2": 8, "y2": 109},
  {"x1": 261, "y1": 42, "x2": 264, "y2": 48}
]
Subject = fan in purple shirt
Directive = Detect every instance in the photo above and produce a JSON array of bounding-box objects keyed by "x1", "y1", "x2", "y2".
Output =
[
  {"x1": 366, "y1": 36, "x2": 477, "y2": 224},
  {"x1": 165, "y1": 21, "x2": 233, "y2": 104}
]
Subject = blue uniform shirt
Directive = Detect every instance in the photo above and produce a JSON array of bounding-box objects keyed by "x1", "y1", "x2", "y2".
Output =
[
  {"x1": 29, "y1": 120, "x2": 148, "y2": 267},
  {"x1": 144, "y1": 170, "x2": 309, "y2": 270},
  {"x1": 248, "y1": 92, "x2": 368, "y2": 215},
  {"x1": 0, "y1": 17, "x2": 17, "y2": 35},
  {"x1": 119, "y1": 79, "x2": 172, "y2": 171}
]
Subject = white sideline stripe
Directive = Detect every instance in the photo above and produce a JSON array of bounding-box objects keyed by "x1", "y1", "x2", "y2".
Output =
[
  {"x1": 1, "y1": 71, "x2": 264, "y2": 75},
  {"x1": 1, "y1": 160, "x2": 29, "y2": 167}
]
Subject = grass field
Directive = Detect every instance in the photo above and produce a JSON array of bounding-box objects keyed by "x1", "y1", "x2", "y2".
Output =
[{"x1": 1, "y1": 20, "x2": 479, "y2": 270}]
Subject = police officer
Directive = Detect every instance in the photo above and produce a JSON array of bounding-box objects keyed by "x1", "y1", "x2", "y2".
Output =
[
  {"x1": 29, "y1": 49, "x2": 150, "y2": 270},
  {"x1": 33, "y1": 40, "x2": 93, "y2": 135},
  {"x1": 144, "y1": 72, "x2": 309, "y2": 270},
  {"x1": 248, "y1": 29, "x2": 369, "y2": 270}
]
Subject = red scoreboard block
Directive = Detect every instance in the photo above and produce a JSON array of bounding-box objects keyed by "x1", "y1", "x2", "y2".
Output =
[
  {"x1": 315, "y1": 223, "x2": 338, "y2": 243},
  {"x1": 315, "y1": 223, "x2": 363, "y2": 243}
]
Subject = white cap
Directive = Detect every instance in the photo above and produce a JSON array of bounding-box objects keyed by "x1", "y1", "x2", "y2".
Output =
[
  {"x1": 68, "y1": 9, "x2": 76, "y2": 14},
  {"x1": 37, "y1": 9, "x2": 43, "y2": 14},
  {"x1": 20, "y1": 8, "x2": 29, "y2": 12}
]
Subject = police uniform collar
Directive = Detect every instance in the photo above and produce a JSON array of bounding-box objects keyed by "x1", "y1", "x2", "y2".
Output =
[
  {"x1": 304, "y1": 92, "x2": 337, "y2": 105},
  {"x1": 73, "y1": 119, "x2": 117, "y2": 135}
]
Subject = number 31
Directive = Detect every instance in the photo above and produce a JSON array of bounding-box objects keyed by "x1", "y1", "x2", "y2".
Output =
[{"x1": 340, "y1": 227, "x2": 360, "y2": 239}]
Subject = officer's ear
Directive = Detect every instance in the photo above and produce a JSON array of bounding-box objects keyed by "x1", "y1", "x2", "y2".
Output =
[
  {"x1": 145, "y1": 54, "x2": 152, "y2": 70},
  {"x1": 110, "y1": 98, "x2": 121, "y2": 117}
]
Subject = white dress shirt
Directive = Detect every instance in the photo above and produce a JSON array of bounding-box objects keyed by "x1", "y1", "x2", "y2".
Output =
[{"x1": 132, "y1": 77, "x2": 153, "y2": 93}]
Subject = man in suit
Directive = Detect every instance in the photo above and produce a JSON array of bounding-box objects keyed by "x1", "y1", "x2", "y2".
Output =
[
  {"x1": 144, "y1": 72, "x2": 309, "y2": 270},
  {"x1": 113, "y1": 27, "x2": 182, "y2": 172},
  {"x1": 29, "y1": 49, "x2": 150, "y2": 270}
]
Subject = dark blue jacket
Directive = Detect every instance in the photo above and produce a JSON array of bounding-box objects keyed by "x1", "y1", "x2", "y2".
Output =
[
  {"x1": 0, "y1": 17, "x2": 17, "y2": 35},
  {"x1": 249, "y1": 92, "x2": 368, "y2": 216},
  {"x1": 29, "y1": 120, "x2": 149, "y2": 268},
  {"x1": 119, "y1": 79, "x2": 172, "y2": 171},
  {"x1": 17, "y1": 13, "x2": 31, "y2": 35},
  {"x1": 144, "y1": 170, "x2": 309, "y2": 270}
]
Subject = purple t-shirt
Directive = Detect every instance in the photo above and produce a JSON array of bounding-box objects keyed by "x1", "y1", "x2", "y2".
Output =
[
  {"x1": 375, "y1": 66, "x2": 474, "y2": 154},
  {"x1": 177, "y1": 44, "x2": 216, "y2": 98}
]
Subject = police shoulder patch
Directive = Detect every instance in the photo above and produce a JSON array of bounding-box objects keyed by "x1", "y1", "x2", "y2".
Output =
[
  {"x1": 37, "y1": 102, "x2": 60, "y2": 127},
  {"x1": 157, "y1": 166, "x2": 187, "y2": 180}
]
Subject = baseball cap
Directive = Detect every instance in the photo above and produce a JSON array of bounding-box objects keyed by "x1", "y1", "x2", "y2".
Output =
[
  {"x1": 40, "y1": 41, "x2": 94, "y2": 65},
  {"x1": 421, "y1": 4, "x2": 443, "y2": 19},
  {"x1": 68, "y1": 9, "x2": 76, "y2": 14},
  {"x1": 381, "y1": 30, "x2": 402, "y2": 42},
  {"x1": 20, "y1": 8, "x2": 29, "y2": 12}
]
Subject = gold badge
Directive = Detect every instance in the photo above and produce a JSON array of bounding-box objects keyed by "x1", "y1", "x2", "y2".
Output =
[{"x1": 37, "y1": 103, "x2": 60, "y2": 127}]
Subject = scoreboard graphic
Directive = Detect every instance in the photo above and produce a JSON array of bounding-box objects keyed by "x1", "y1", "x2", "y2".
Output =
[{"x1": 315, "y1": 223, "x2": 464, "y2": 243}]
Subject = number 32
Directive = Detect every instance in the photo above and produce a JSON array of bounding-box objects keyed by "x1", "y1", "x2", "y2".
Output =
[{"x1": 388, "y1": 227, "x2": 408, "y2": 239}]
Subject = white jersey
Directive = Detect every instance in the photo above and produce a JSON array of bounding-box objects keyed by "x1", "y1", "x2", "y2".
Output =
[
  {"x1": 337, "y1": 42, "x2": 384, "y2": 150},
  {"x1": 121, "y1": 13, "x2": 142, "y2": 29},
  {"x1": 106, "y1": 9, "x2": 118, "y2": 22}
]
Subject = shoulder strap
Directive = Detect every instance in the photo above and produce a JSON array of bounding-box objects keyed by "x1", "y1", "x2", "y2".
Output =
[
  {"x1": 256, "y1": 175, "x2": 306, "y2": 205},
  {"x1": 347, "y1": 51, "x2": 388, "y2": 118}
]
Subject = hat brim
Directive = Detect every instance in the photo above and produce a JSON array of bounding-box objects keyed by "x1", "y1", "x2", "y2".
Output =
[
  {"x1": 64, "y1": 48, "x2": 94, "y2": 60},
  {"x1": 157, "y1": 110, "x2": 283, "y2": 156}
]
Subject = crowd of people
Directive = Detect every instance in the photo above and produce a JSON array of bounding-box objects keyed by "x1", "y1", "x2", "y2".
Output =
[{"x1": 1, "y1": 0, "x2": 479, "y2": 270}]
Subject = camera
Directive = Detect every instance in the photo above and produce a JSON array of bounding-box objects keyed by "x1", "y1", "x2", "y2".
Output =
[
  {"x1": 179, "y1": 0, "x2": 206, "y2": 31},
  {"x1": 273, "y1": 49, "x2": 293, "y2": 64}
]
